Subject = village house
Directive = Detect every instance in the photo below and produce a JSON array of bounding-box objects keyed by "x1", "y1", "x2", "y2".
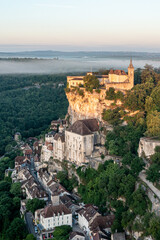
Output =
[
  {"x1": 24, "y1": 184, "x2": 48, "y2": 201},
  {"x1": 60, "y1": 194, "x2": 80, "y2": 214},
  {"x1": 15, "y1": 156, "x2": 30, "y2": 172},
  {"x1": 77, "y1": 205, "x2": 101, "y2": 234},
  {"x1": 41, "y1": 132, "x2": 56, "y2": 163},
  {"x1": 50, "y1": 119, "x2": 67, "y2": 132},
  {"x1": 41, "y1": 142, "x2": 53, "y2": 163},
  {"x1": 48, "y1": 182, "x2": 70, "y2": 197},
  {"x1": 21, "y1": 144, "x2": 33, "y2": 159},
  {"x1": 17, "y1": 167, "x2": 32, "y2": 182},
  {"x1": 53, "y1": 132, "x2": 65, "y2": 161},
  {"x1": 90, "y1": 215, "x2": 115, "y2": 240},
  {"x1": 20, "y1": 172, "x2": 48, "y2": 201},
  {"x1": 35, "y1": 204, "x2": 72, "y2": 231},
  {"x1": 37, "y1": 169, "x2": 54, "y2": 190}
]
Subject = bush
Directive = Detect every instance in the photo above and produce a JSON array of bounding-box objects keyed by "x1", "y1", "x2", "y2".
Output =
[
  {"x1": 102, "y1": 108, "x2": 121, "y2": 125},
  {"x1": 95, "y1": 89, "x2": 101, "y2": 93}
]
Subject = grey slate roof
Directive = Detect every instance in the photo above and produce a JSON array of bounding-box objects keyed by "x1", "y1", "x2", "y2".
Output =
[{"x1": 67, "y1": 119, "x2": 99, "y2": 136}]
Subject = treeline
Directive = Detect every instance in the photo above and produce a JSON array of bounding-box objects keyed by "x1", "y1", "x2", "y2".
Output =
[
  {"x1": 0, "y1": 74, "x2": 67, "y2": 92},
  {"x1": 0, "y1": 74, "x2": 69, "y2": 155}
]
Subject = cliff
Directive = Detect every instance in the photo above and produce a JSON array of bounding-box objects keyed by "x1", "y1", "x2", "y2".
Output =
[
  {"x1": 66, "y1": 89, "x2": 123, "y2": 124},
  {"x1": 138, "y1": 137, "x2": 160, "y2": 158}
]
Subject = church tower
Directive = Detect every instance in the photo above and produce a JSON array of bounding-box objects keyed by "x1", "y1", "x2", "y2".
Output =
[{"x1": 128, "y1": 59, "x2": 134, "y2": 89}]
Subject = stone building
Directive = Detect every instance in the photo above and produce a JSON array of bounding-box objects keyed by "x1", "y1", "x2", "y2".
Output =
[
  {"x1": 53, "y1": 133, "x2": 65, "y2": 161},
  {"x1": 41, "y1": 131, "x2": 55, "y2": 163},
  {"x1": 67, "y1": 60, "x2": 134, "y2": 91},
  {"x1": 35, "y1": 204, "x2": 72, "y2": 230},
  {"x1": 65, "y1": 119, "x2": 100, "y2": 165}
]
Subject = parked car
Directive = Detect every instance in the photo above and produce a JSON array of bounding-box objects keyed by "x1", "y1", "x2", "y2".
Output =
[{"x1": 35, "y1": 226, "x2": 38, "y2": 233}]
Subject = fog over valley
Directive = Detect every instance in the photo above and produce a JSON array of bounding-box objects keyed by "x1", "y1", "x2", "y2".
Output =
[{"x1": 0, "y1": 51, "x2": 160, "y2": 74}]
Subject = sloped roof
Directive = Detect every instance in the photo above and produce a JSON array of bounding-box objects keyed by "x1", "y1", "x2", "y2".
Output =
[
  {"x1": 109, "y1": 70, "x2": 127, "y2": 75},
  {"x1": 15, "y1": 156, "x2": 25, "y2": 164},
  {"x1": 69, "y1": 231, "x2": 85, "y2": 239},
  {"x1": 90, "y1": 215, "x2": 115, "y2": 233},
  {"x1": 41, "y1": 204, "x2": 71, "y2": 218},
  {"x1": 67, "y1": 119, "x2": 99, "y2": 136},
  {"x1": 54, "y1": 133, "x2": 65, "y2": 142},
  {"x1": 78, "y1": 205, "x2": 100, "y2": 222}
]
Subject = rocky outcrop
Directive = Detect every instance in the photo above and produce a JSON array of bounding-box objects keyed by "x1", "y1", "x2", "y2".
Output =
[
  {"x1": 138, "y1": 137, "x2": 160, "y2": 158},
  {"x1": 66, "y1": 89, "x2": 123, "y2": 124}
]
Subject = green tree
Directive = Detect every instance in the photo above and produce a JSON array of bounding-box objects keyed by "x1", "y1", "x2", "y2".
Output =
[
  {"x1": 148, "y1": 216, "x2": 160, "y2": 240},
  {"x1": 146, "y1": 110, "x2": 160, "y2": 137},
  {"x1": 10, "y1": 182, "x2": 22, "y2": 197},
  {"x1": 105, "y1": 87, "x2": 116, "y2": 100},
  {"x1": 26, "y1": 198, "x2": 45, "y2": 214},
  {"x1": 0, "y1": 181, "x2": 11, "y2": 192},
  {"x1": 146, "y1": 164, "x2": 160, "y2": 183},
  {"x1": 145, "y1": 96, "x2": 156, "y2": 113},
  {"x1": 130, "y1": 187, "x2": 150, "y2": 216},
  {"x1": 24, "y1": 234, "x2": 36, "y2": 240},
  {"x1": 151, "y1": 84, "x2": 160, "y2": 111},
  {"x1": 102, "y1": 108, "x2": 121, "y2": 125},
  {"x1": 53, "y1": 225, "x2": 72, "y2": 240},
  {"x1": 5, "y1": 217, "x2": 27, "y2": 240},
  {"x1": 83, "y1": 75, "x2": 99, "y2": 92}
]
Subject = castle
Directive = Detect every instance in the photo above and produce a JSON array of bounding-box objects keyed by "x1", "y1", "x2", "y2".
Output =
[{"x1": 67, "y1": 59, "x2": 134, "y2": 91}]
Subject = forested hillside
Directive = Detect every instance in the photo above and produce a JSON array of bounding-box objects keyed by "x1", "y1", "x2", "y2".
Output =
[{"x1": 0, "y1": 74, "x2": 68, "y2": 155}]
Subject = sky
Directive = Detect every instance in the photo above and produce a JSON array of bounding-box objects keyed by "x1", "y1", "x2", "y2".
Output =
[{"x1": 0, "y1": 0, "x2": 160, "y2": 52}]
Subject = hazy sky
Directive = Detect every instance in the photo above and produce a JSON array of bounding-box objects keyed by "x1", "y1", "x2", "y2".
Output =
[{"x1": 0, "y1": 0, "x2": 160, "y2": 52}]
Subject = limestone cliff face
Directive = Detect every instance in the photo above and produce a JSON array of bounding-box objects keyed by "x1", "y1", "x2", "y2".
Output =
[
  {"x1": 138, "y1": 137, "x2": 160, "y2": 158},
  {"x1": 66, "y1": 89, "x2": 122, "y2": 124}
]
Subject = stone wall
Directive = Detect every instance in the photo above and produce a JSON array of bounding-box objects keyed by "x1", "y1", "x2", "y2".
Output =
[{"x1": 138, "y1": 137, "x2": 160, "y2": 158}]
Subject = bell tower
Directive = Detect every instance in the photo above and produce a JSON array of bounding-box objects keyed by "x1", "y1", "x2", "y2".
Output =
[{"x1": 128, "y1": 59, "x2": 134, "y2": 89}]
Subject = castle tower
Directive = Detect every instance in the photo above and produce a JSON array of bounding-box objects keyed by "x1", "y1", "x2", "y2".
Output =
[{"x1": 128, "y1": 59, "x2": 134, "y2": 89}]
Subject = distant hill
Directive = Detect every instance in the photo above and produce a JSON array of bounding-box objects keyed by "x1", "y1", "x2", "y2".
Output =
[{"x1": 0, "y1": 50, "x2": 160, "y2": 60}]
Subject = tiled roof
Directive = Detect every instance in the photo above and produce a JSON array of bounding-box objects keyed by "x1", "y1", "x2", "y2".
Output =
[
  {"x1": 47, "y1": 144, "x2": 53, "y2": 151},
  {"x1": 92, "y1": 232, "x2": 109, "y2": 240},
  {"x1": 67, "y1": 119, "x2": 99, "y2": 136},
  {"x1": 25, "y1": 149, "x2": 32, "y2": 154},
  {"x1": 49, "y1": 183, "x2": 68, "y2": 195},
  {"x1": 15, "y1": 156, "x2": 25, "y2": 164},
  {"x1": 109, "y1": 70, "x2": 127, "y2": 75},
  {"x1": 41, "y1": 204, "x2": 71, "y2": 218},
  {"x1": 78, "y1": 205, "x2": 100, "y2": 222},
  {"x1": 69, "y1": 231, "x2": 85, "y2": 239},
  {"x1": 90, "y1": 215, "x2": 115, "y2": 233},
  {"x1": 54, "y1": 133, "x2": 65, "y2": 142}
]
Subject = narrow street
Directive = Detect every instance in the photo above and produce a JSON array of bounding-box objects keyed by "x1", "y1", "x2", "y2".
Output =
[{"x1": 25, "y1": 212, "x2": 36, "y2": 237}]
